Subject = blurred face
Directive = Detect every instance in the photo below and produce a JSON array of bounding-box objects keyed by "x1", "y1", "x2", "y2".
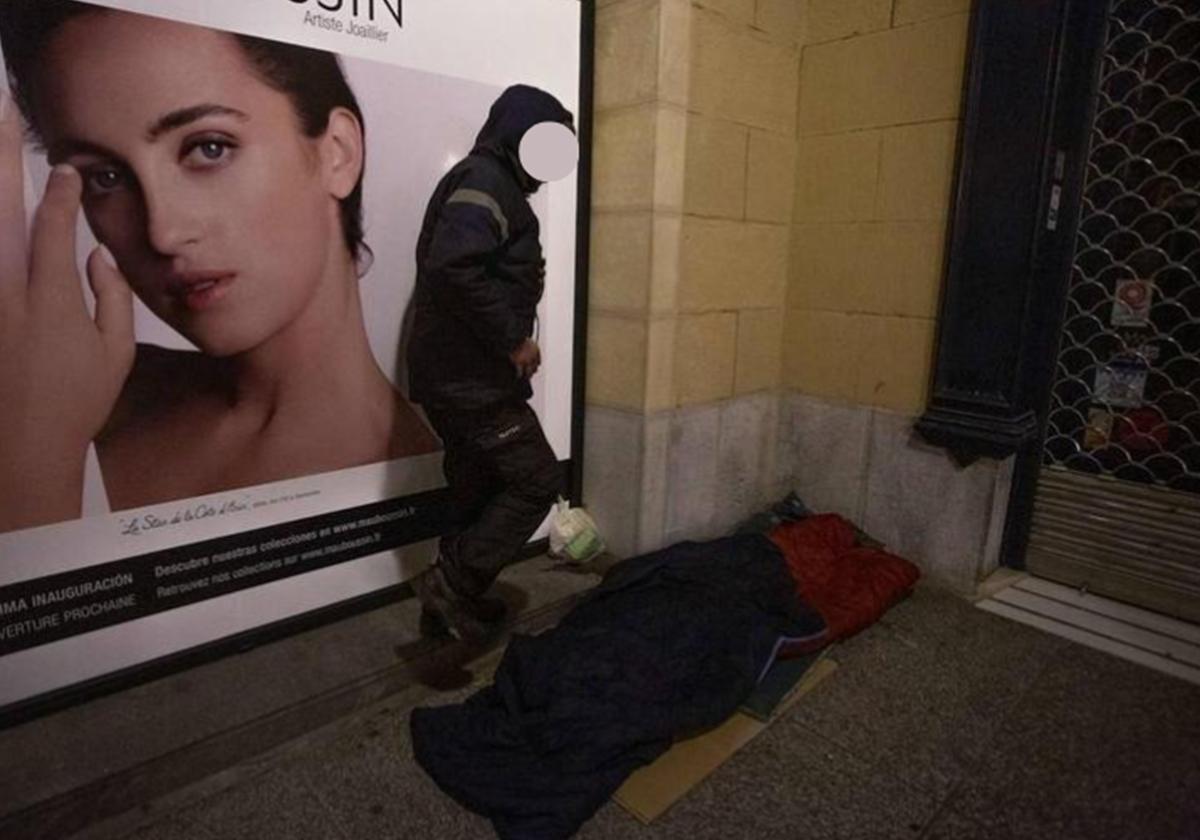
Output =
[{"x1": 31, "y1": 11, "x2": 353, "y2": 356}]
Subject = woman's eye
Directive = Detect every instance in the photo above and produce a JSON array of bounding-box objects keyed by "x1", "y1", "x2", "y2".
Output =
[
  {"x1": 198, "y1": 141, "x2": 226, "y2": 160},
  {"x1": 183, "y1": 138, "x2": 235, "y2": 168},
  {"x1": 82, "y1": 167, "x2": 127, "y2": 195}
]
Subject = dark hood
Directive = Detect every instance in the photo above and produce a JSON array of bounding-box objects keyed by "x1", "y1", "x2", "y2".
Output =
[{"x1": 473, "y1": 84, "x2": 574, "y2": 193}]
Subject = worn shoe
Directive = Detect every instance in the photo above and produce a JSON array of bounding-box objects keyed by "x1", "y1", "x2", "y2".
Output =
[
  {"x1": 418, "y1": 598, "x2": 507, "y2": 639},
  {"x1": 467, "y1": 594, "x2": 508, "y2": 623},
  {"x1": 411, "y1": 565, "x2": 500, "y2": 644},
  {"x1": 419, "y1": 606, "x2": 453, "y2": 639}
]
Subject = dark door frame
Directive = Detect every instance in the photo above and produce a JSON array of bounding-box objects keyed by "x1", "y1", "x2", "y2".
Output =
[{"x1": 914, "y1": 0, "x2": 1113, "y2": 568}]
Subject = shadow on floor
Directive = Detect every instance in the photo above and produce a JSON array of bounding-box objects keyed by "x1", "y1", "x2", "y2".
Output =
[{"x1": 394, "y1": 581, "x2": 532, "y2": 691}]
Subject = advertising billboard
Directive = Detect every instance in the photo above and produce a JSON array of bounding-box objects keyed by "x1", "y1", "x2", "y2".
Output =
[{"x1": 0, "y1": 0, "x2": 588, "y2": 717}]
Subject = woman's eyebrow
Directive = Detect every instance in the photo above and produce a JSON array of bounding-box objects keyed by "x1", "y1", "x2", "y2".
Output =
[
  {"x1": 46, "y1": 137, "x2": 115, "y2": 164},
  {"x1": 146, "y1": 104, "x2": 249, "y2": 141}
]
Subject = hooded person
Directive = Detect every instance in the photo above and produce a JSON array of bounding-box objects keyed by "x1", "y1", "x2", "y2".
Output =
[{"x1": 407, "y1": 84, "x2": 574, "y2": 641}]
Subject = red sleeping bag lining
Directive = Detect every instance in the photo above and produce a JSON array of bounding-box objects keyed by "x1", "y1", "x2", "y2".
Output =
[{"x1": 769, "y1": 514, "x2": 921, "y2": 641}]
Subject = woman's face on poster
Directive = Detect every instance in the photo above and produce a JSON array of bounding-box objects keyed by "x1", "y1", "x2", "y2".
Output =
[{"x1": 29, "y1": 11, "x2": 355, "y2": 357}]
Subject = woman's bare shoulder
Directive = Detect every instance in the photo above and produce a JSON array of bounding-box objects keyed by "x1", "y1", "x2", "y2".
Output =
[
  {"x1": 388, "y1": 396, "x2": 442, "y2": 458},
  {"x1": 100, "y1": 345, "x2": 219, "y2": 437}
]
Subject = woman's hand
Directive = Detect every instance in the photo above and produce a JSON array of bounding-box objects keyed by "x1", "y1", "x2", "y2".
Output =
[{"x1": 0, "y1": 90, "x2": 135, "y2": 533}]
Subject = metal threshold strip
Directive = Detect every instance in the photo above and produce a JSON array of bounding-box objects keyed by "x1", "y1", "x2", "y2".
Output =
[{"x1": 976, "y1": 573, "x2": 1200, "y2": 686}]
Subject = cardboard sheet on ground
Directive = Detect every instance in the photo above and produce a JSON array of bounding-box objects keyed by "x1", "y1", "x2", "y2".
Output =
[{"x1": 613, "y1": 656, "x2": 839, "y2": 824}]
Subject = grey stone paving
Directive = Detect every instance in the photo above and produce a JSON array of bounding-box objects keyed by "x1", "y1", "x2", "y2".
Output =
[{"x1": 29, "y1": 578, "x2": 1200, "y2": 840}]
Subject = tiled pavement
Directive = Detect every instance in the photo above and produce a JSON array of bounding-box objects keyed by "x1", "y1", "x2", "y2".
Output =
[{"x1": 52, "y1": 581, "x2": 1200, "y2": 840}]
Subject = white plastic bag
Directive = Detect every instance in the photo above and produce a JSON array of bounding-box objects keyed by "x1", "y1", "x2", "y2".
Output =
[{"x1": 548, "y1": 497, "x2": 605, "y2": 564}]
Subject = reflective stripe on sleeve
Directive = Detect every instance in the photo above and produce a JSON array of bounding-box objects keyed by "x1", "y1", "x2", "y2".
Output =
[{"x1": 446, "y1": 188, "x2": 509, "y2": 240}]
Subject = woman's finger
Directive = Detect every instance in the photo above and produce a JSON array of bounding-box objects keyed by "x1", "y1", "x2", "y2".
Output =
[
  {"x1": 86, "y1": 246, "x2": 135, "y2": 362},
  {"x1": 28, "y1": 164, "x2": 87, "y2": 312},
  {"x1": 0, "y1": 87, "x2": 30, "y2": 296}
]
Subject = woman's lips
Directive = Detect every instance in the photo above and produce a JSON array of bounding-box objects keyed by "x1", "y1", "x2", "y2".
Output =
[{"x1": 168, "y1": 272, "x2": 236, "y2": 312}]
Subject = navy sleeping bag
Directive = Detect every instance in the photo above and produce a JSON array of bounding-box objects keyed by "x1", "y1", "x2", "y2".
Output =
[{"x1": 410, "y1": 533, "x2": 827, "y2": 840}]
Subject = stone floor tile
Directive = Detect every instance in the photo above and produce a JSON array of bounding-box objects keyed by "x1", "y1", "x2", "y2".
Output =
[
  {"x1": 296, "y1": 726, "x2": 492, "y2": 840},
  {"x1": 786, "y1": 585, "x2": 1069, "y2": 800},
  {"x1": 950, "y1": 643, "x2": 1200, "y2": 840},
  {"x1": 122, "y1": 816, "x2": 216, "y2": 840},
  {"x1": 621, "y1": 722, "x2": 939, "y2": 840},
  {"x1": 184, "y1": 767, "x2": 347, "y2": 840},
  {"x1": 44, "y1": 573, "x2": 1200, "y2": 840},
  {"x1": 919, "y1": 806, "x2": 1090, "y2": 840}
]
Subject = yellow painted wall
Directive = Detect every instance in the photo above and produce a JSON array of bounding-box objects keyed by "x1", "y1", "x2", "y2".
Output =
[
  {"x1": 588, "y1": 0, "x2": 972, "y2": 418},
  {"x1": 588, "y1": 0, "x2": 685, "y2": 412},
  {"x1": 588, "y1": 0, "x2": 803, "y2": 414},
  {"x1": 785, "y1": 0, "x2": 972, "y2": 414}
]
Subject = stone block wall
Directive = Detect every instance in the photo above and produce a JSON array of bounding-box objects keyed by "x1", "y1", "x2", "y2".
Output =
[
  {"x1": 779, "y1": 0, "x2": 1013, "y2": 594},
  {"x1": 585, "y1": 0, "x2": 1011, "y2": 594},
  {"x1": 785, "y1": 0, "x2": 970, "y2": 415},
  {"x1": 776, "y1": 394, "x2": 1013, "y2": 594},
  {"x1": 585, "y1": 0, "x2": 803, "y2": 557}
]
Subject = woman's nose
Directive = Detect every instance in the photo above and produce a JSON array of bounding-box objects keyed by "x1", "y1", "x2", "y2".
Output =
[{"x1": 143, "y1": 181, "x2": 202, "y2": 255}]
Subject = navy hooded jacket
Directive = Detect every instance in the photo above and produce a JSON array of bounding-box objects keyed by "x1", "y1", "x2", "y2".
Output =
[{"x1": 407, "y1": 85, "x2": 574, "y2": 411}]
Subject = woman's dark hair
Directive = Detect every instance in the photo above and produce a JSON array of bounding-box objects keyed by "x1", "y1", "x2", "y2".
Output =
[{"x1": 0, "y1": 0, "x2": 370, "y2": 265}]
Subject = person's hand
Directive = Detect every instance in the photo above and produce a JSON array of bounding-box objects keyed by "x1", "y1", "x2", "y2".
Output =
[
  {"x1": 509, "y1": 337, "x2": 541, "y2": 379},
  {"x1": 0, "y1": 90, "x2": 135, "y2": 532}
]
